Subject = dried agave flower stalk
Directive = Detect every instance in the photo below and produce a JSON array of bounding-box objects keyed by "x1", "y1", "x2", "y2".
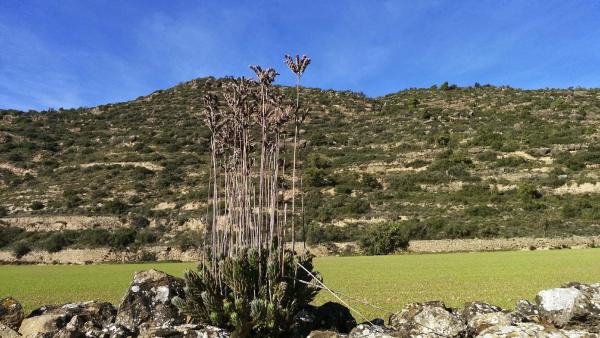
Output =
[
  {"x1": 203, "y1": 58, "x2": 308, "y2": 285},
  {"x1": 284, "y1": 54, "x2": 311, "y2": 251}
]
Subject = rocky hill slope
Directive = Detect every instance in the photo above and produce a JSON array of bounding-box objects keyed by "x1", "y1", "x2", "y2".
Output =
[{"x1": 1, "y1": 78, "x2": 600, "y2": 253}]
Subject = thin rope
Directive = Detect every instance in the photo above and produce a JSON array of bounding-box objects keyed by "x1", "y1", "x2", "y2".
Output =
[
  {"x1": 293, "y1": 268, "x2": 450, "y2": 338},
  {"x1": 296, "y1": 262, "x2": 373, "y2": 325}
]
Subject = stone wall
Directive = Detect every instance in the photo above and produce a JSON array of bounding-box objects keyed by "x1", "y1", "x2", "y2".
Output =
[
  {"x1": 407, "y1": 235, "x2": 600, "y2": 253},
  {"x1": 0, "y1": 246, "x2": 204, "y2": 264},
  {"x1": 0, "y1": 215, "x2": 126, "y2": 231}
]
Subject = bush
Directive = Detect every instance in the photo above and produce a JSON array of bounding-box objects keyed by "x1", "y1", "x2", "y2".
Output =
[
  {"x1": 136, "y1": 228, "x2": 158, "y2": 245},
  {"x1": 465, "y1": 205, "x2": 499, "y2": 217},
  {"x1": 517, "y1": 183, "x2": 542, "y2": 201},
  {"x1": 43, "y1": 233, "x2": 70, "y2": 253},
  {"x1": 305, "y1": 223, "x2": 359, "y2": 245},
  {"x1": 111, "y1": 228, "x2": 137, "y2": 248},
  {"x1": 495, "y1": 156, "x2": 527, "y2": 167},
  {"x1": 303, "y1": 168, "x2": 334, "y2": 187},
  {"x1": 173, "y1": 249, "x2": 321, "y2": 337},
  {"x1": 102, "y1": 200, "x2": 129, "y2": 214},
  {"x1": 361, "y1": 173, "x2": 381, "y2": 189},
  {"x1": 0, "y1": 226, "x2": 25, "y2": 248},
  {"x1": 0, "y1": 206, "x2": 7, "y2": 217},
  {"x1": 360, "y1": 223, "x2": 410, "y2": 255},
  {"x1": 30, "y1": 201, "x2": 45, "y2": 210},
  {"x1": 344, "y1": 198, "x2": 370, "y2": 214},
  {"x1": 78, "y1": 229, "x2": 111, "y2": 247},
  {"x1": 130, "y1": 216, "x2": 150, "y2": 229},
  {"x1": 13, "y1": 242, "x2": 31, "y2": 258}
]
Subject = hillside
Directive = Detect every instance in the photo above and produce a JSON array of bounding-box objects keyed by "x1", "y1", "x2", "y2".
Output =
[{"x1": 1, "y1": 78, "x2": 600, "y2": 254}]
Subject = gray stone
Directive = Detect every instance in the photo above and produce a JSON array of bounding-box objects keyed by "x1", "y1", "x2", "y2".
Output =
[
  {"x1": 18, "y1": 301, "x2": 116, "y2": 338},
  {"x1": 514, "y1": 299, "x2": 541, "y2": 322},
  {"x1": 138, "y1": 323, "x2": 230, "y2": 338},
  {"x1": 389, "y1": 301, "x2": 466, "y2": 338},
  {"x1": 536, "y1": 288, "x2": 591, "y2": 327},
  {"x1": 0, "y1": 297, "x2": 24, "y2": 331},
  {"x1": 562, "y1": 282, "x2": 600, "y2": 315},
  {"x1": 0, "y1": 323, "x2": 21, "y2": 338},
  {"x1": 530, "y1": 147, "x2": 552, "y2": 156},
  {"x1": 307, "y1": 330, "x2": 348, "y2": 338},
  {"x1": 468, "y1": 312, "x2": 514, "y2": 335},
  {"x1": 477, "y1": 322, "x2": 562, "y2": 337},
  {"x1": 114, "y1": 269, "x2": 186, "y2": 334},
  {"x1": 348, "y1": 323, "x2": 402, "y2": 337},
  {"x1": 463, "y1": 301, "x2": 512, "y2": 334}
]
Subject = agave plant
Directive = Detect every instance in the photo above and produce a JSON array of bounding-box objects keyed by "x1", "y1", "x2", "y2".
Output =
[
  {"x1": 175, "y1": 55, "x2": 317, "y2": 337},
  {"x1": 173, "y1": 248, "x2": 321, "y2": 337}
]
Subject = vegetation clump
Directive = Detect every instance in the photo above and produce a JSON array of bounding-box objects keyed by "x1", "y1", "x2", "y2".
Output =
[{"x1": 173, "y1": 55, "x2": 321, "y2": 337}]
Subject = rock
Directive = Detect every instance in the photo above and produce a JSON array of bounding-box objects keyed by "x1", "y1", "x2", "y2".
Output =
[
  {"x1": 290, "y1": 305, "x2": 319, "y2": 338},
  {"x1": 114, "y1": 269, "x2": 186, "y2": 334},
  {"x1": 99, "y1": 323, "x2": 134, "y2": 338},
  {"x1": 348, "y1": 323, "x2": 402, "y2": 337},
  {"x1": 0, "y1": 297, "x2": 24, "y2": 331},
  {"x1": 530, "y1": 147, "x2": 552, "y2": 156},
  {"x1": 477, "y1": 322, "x2": 563, "y2": 337},
  {"x1": 468, "y1": 312, "x2": 514, "y2": 335},
  {"x1": 514, "y1": 299, "x2": 541, "y2": 322},
  {"x1": 468, "y1": 147, "x2": 485, "y2": 154},
  {"x1": 18, "y1": 301, "x2": 116, "y2": 337},
  {"x1": 19, "y1": 312, "x2": 64, "y2": 337},
  {"x1": 463, "y1": 301, "x2": 504, "y2": 321},
  {"x1": 138, "y1": 323, "x2": 230, "y2": 338},
  {"x1": 536, "y1": 288, "x2": 591, "y2": 327},
  {"x1": 462, "y1": 302, "x2": 513, "y2": 334},
  {"x1": 561, "y1": 329, "x2": 600, "y2": 338},
  {"x1": 389, "y1": 301, "x2": 466, "y2": 337},
  {"x1": 0, "y1": 323, "x2": 21, "y2": 338},
  {"x1": 314, "y1": 302, "x2": 357, "y2": 334},
  {"x1": 562, "y1": 282, "x2": 600, "y2": 315},
  {"x1": 307, "y1": 330, "x2": 347, "y2": 338}
]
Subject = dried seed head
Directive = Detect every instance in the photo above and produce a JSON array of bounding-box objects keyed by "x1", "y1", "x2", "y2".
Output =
[
  {"x1": 249, "y1": 65, "x2": 279, "y2": 87},
  {"x1": 284, "y1": 54, "x2": 311, "y2": 77}
]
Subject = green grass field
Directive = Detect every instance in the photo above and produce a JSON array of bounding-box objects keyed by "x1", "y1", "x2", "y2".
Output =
[{"x1": 1, "y1": 249, "x2": 600, "y2": 320}]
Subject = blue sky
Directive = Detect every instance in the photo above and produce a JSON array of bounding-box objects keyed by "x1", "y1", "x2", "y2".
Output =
[{"x1": 1, "y1": 1, "x2": 600, "y2": 111}]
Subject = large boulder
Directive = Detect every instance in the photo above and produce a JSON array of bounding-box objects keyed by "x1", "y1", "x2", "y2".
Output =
[
  {"x1": 536, "y1": 287, "x2": 591, "y2": 327},
  {"x1": 0, "y1": 297, "x2": 24, "y2": 331},
  {"x1": 314, "y1": 302, "x2": 357, "y2": 334},
  {"x1": 18, "y1": 301, "x2": 116, "y2": 337},
  {"x1": 389, "y1": 301, "x2": 466, "y2": 337},
  {"x1": 114, "y1": 269, "x2": 186, "y2": 334}
]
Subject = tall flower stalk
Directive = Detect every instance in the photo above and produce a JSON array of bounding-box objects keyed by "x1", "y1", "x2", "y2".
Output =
[
  {"x1": 176, "y1": 56, "x2": 320, "y2": 337},
  {"x1": 284, "y1": 54, "x2": 311, "y2": 252},
  {"x1": 203, "y1": 56, "x2": 311, "y2": 280}
]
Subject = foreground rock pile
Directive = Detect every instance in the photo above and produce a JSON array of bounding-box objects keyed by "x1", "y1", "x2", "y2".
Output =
[{"x1": 1, "y1": 270, "x2": 599, "y2": 337}]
